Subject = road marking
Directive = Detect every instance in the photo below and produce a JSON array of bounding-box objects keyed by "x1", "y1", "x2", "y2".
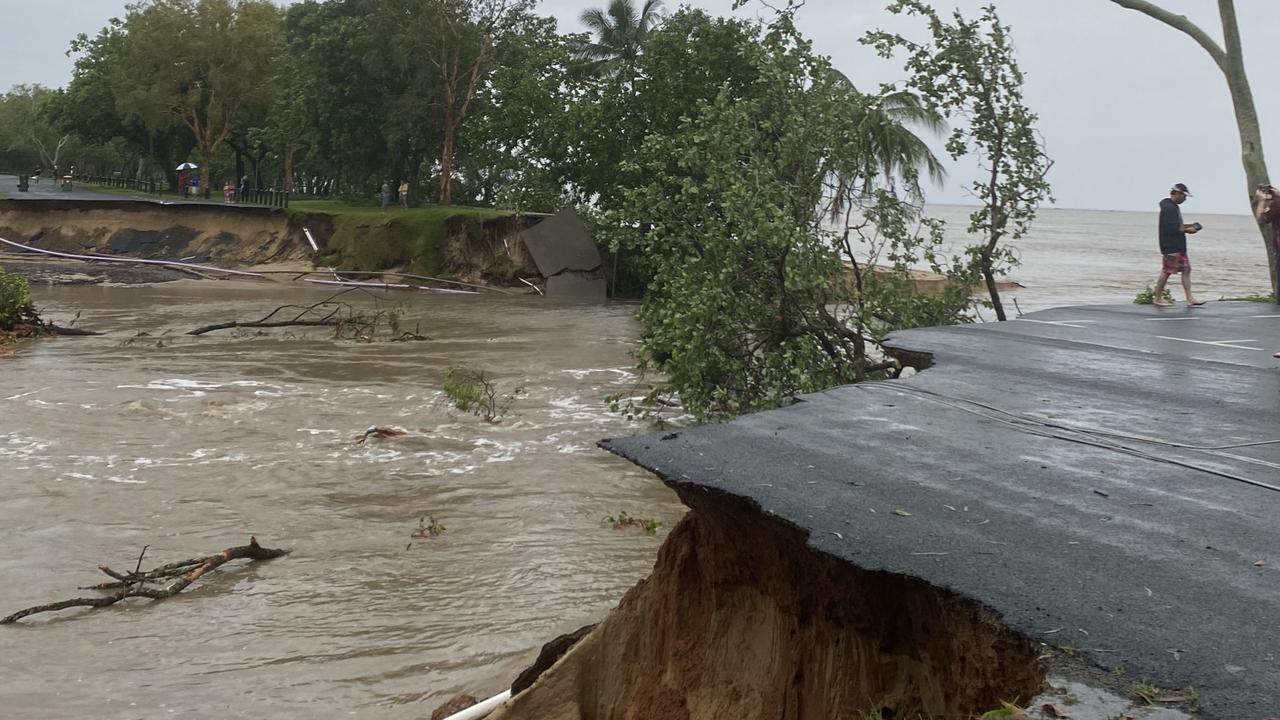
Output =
[
  {"x1": 1146, "y1": 317, "x2": 1201, "y2": 321},
  {"x1": 1017, "y1": 319, "x2": 1096, "y2": 329},
  {"x1": 1249, "y1": 314, "x2": 1280, "y2": 319},
  {"x1": 1156, "y1": 336, "x2": 1264, "y2": 351}
]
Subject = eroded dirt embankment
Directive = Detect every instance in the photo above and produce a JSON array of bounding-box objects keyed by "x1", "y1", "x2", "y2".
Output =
[
  {"x1": 494, "y1": 488, "x2": 1044, "y2": 720},
  {"x1": 0, "y1": 199, "x2": 311, "y2": 265}
]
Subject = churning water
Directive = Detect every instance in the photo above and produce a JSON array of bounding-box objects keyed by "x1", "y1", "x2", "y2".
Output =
[{"x1": 0, "y1": 205, "x2": 1270, "y2": 718}]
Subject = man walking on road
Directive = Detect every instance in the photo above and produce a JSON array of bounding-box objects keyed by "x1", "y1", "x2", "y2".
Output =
[{"x1": 1153, "y1": 182, "x2": 1203, "y2": 307}]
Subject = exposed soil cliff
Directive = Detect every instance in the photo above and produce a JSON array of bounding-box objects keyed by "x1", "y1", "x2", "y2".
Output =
[
  {"x1": 493, "y1": 488, "x2": 1044, "y2": 720},
  {"x1": 0, "y1": 199, "x2": 310, "y2": 265}
]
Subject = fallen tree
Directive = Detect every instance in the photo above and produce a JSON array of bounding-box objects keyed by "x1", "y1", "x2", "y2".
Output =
[
  {"x1": 1, "y1": 536, "x2": 289, "y2": 624},
  {"x1": 1, "y1": 267, "x2": 102, "y2": 348},
  {"x1": 187, "y1": 288, "x2": 428, "y2": 342}
]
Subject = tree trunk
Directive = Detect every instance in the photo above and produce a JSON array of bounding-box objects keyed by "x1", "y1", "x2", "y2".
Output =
[
  {"x1": 1218, "y1": 0, "x2": 1276, "y2": 293},
  {"x1": 982, "y1": 255, "x2": 1006, "y2": 321},
  {"x1": 233, "y1": 146, "x2": 246, "y2": 188},
  {"x1": 199, "y1": 143, "x2": 215, "y2": 199},
  {"x1": 1110, "y1": 0, "x2": 1275, "y2": 295},
  {"x1": 283, "y1": 140, "x2": 295, "y2": 193},
  {"x1": 440, "y1": 104, "x2": 455, "y2": 206}
]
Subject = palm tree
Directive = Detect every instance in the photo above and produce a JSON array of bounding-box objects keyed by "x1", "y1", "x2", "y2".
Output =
[
  {"x1": 832, "y1": 70, "x2": 946, "y2": 191},
  {"x1": 577, "y1": 0, "x2": 663, "y2": 74}
]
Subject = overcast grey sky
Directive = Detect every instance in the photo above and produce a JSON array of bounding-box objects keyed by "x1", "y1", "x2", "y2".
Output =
[{"x1": 3, "y1": 0, "x2": 1277, "y2": 214}]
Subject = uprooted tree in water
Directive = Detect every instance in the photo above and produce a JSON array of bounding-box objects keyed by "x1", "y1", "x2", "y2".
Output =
[
  {"x1": 0, "y1": 267, "x2": 38, "y2": 336},
  {"x1": 0, "y1": 268, "x2": 101, "y2": 349}
]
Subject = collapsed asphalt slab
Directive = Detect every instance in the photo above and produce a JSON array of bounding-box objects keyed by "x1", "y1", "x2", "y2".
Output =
[{"x1": 602, "y1": 302, "x2": 1280, "y2": 718}]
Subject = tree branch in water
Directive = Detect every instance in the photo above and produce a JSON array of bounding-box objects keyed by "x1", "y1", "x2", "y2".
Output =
[{"x1": 1, "y1": 537, "x2": 289, "y2": 624}]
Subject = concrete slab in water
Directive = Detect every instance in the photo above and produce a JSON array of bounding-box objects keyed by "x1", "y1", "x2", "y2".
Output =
[
  {"x1": 519, "y1": 209, "x2": 606, "y2": 300},
  {"x1": 602, "y1": 302, "x2": 1280, "y2": 718}
]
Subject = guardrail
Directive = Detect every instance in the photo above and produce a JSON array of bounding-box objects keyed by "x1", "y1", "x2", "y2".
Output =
[
  {"x1": 75, "y1": 175, "x2": 290, "y2": 208},
  {"x1": 85, "y1": 175, "x2": 165, "y2": 194}
]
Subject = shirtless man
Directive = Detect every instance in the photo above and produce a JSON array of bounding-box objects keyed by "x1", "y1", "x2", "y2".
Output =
[{"x1": 1153, "y1": 183, "x2": 1203, "y2": 307}]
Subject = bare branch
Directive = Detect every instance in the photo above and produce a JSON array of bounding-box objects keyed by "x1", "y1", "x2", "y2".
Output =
[
  {"x1": 3, "y1": 538, "x2": 289, "y2": 624},
  {"x1": 1109, "y1": 0, "x2": 1227, "y2": 70}
]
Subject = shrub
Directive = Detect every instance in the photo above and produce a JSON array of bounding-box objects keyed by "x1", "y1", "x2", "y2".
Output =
[
  {"x1": 443, "y1": 366, "x2": 522, "y2": 423},
  {"x1": 1133, "y1": 284, "x2": 1173, "y2": 305},
  {"x1": 0, "y1": 268, "x2": 34, "y2": 329}
]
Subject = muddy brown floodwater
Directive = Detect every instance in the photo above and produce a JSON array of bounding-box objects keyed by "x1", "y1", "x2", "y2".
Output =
[
  {"x1": 1, "y1": 205, "x2": 1266, "y2": 719},
  {"x1": 0, "y1": 282, "x2": 687, "y2": 719}
]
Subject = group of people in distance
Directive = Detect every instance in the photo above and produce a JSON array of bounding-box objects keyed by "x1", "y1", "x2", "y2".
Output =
[{"x1": 1154, "y1": 180, "x2": 1280, "y2": 358}]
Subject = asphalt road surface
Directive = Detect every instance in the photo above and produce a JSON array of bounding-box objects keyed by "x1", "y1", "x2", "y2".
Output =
[{"x1": 604, "y1": 302, "x2": 1280, "y2": 718}]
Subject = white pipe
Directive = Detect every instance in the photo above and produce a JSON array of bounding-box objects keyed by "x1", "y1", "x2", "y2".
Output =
[
  {"x1": 518, "y1": 277, "x2": 544, "y2": 296},
  {"x1": 0, "y1": 237, "x2": 271, "y2": 280},
  {"x1": 441, "y1": 690, "x2": 512, "y2": 720},
  {"x1": 302, "y1": 226, "x2": 319, "y2": 252},
  {"x1": 302, "y1": 278, "x2": 478, "y2": 294}
]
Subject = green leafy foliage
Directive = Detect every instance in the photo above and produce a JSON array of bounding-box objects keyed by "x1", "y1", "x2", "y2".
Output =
[
  {"x1": 603, "y1": 511, "x2": 662, "y2": 534},
  {"x1": 442, "y1": 366, "x2": 523, "y2": 423},
  {"x1": 865, "y1": 1, "x2": 1054, "y2": 321},
  {"x1": 57, "y1": 22, "x2": 192, "y2": 187},
  {"x1": 113, "y1": 0, "x2": 283, "y2": 198},
  {"x1": 0, "y1": 85, "x2": 78, "y2": 176},
  {"x1": 600, "y1": 17, "x2": 973, "y2": 422},
  {"x1": 297, "y1": 201, "x2": 508, "y2": 274},
  {"x1": 1134, "y1": 284, "x2": 1174, "y2": 305},
  {"x1": 0, "y1": 268, "x2": 35, "y2": 330}
]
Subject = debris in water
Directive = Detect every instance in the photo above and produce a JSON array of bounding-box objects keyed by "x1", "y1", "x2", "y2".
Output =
[
  {"x1": 603, "y1": 511, "x2": 662, "y2": 534},
  {"x1": 357, "y1": 426, "x2": 408, "y2": 444},
  {"x1": 1, "y1": 536, "x2": 289, "y2": 624},
  {"x1": 407, "y1": 516, "x2": 446, "y2": 549}
]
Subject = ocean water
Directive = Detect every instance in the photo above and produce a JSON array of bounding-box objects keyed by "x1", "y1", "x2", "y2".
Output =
[{"x1": 925, "y1": 204, "x2": 1273, "y2": 314}]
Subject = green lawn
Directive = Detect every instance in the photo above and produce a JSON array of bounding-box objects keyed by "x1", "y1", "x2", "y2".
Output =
[{"x1": 291, "y1": 200, "x2": 514, "y2": 276}]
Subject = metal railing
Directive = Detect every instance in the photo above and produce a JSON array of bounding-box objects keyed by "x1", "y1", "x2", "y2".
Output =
[
  {"x1": 86, "y1": 175, "x2": 165, "y2": 194},
  {"x1": 75, "y1": 174, "x2": 290, "y2": 208}
]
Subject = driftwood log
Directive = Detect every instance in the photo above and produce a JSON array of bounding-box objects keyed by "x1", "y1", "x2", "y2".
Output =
[
  {"x1": 187, "y1": 293, "x2": 353, "y2": 336},
  {"x1": 1, "y1": 536, "x2": 289, "y2": 625}
]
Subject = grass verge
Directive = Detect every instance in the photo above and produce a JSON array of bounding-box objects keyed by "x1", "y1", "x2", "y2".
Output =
[{"x1": 292, "y1": 200, "x2": 512, "y2": 276}]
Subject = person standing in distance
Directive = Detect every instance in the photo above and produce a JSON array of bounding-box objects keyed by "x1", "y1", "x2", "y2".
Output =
[
  {"x1": 1251, "y1": 184, "x2": 1280, "y2": 357},
  {"x1": 1152, "y1": 182, "x2": 1204, "y2": 307},
  {"x1": 1252, "y1": 183, "x2": 1280, "y2": 306}
]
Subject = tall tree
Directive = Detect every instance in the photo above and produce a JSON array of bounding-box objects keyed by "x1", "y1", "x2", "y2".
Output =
[
  {"x1": 1109, "y1": 0, "x2": 1274, "y2": 295},
  {"x1": 115, "y1": 0, "x2": 283, "y2": 197},
  {"x1": 866, "y1": 1, "x2": 1053, "y2": 322},
  {"x1": 57, "y1": 22, "x2": 192, "y2": 188},
  {"x1": 377, "y1": 0, "x2": 532, "y2": 206},
  {"x1": 284, "y1": 0, "x2": 391, "y2": 189},
  {"x1": 0, "y1": 86, "x2": 71, "y2": 175},
  {"x1": 370, "y1": 0, "x2": 449, "y2": 196},
  {"x1": 577, "y1": 0, "x2": 663, "y2": 74},
  {"x1": 566, "y1": 9, "x2": 764, "y2": 209},
  {"x1": 601, "y1": 17, "x2": 970, "y2": 421},
  {"x1": 464, "y1": 15, "x2": 578, "y2": 210}
]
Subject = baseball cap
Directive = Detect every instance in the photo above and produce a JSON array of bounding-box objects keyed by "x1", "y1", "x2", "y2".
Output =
[{"x1": 1171, "y1": 183, "x2": 1192, "y2": 196}]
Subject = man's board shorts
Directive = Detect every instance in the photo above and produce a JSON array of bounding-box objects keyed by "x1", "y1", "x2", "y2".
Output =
[{"x1": 1162, "y1": 252, "x2": 1191, "y2": 274}]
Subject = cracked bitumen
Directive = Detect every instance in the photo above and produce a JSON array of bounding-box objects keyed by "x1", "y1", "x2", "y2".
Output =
[{"x1": 601, "y1": 302, "x2": 1280, "y2": 718}]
